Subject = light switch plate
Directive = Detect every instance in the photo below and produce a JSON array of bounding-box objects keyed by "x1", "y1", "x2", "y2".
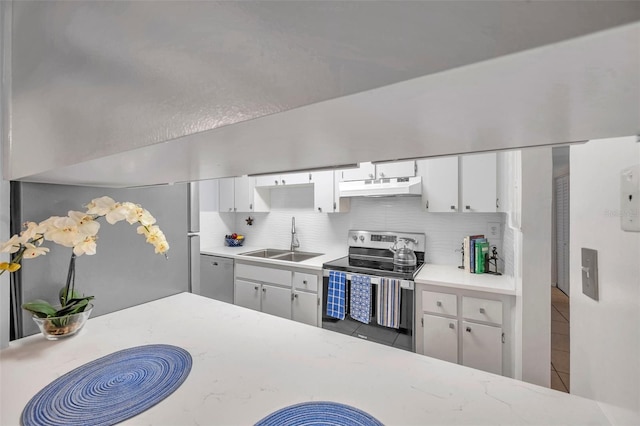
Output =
[
  {"x1": 621, "y1": 164, "x2": 640, "y2": 232},
  {"x1": 581, "y1": 248, "x2": 599, "y2": 301}
]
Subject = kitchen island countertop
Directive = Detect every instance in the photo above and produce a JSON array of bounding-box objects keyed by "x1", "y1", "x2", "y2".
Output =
[{"x1": 1, "y1": 292, "x2": 607, "y2": 425}]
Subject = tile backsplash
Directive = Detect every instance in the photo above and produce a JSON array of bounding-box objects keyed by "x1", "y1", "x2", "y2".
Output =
[{"x1": 200, "y1": 185, "x2": 513, "y2": 275}]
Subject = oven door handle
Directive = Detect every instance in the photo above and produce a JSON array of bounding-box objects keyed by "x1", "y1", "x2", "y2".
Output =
[{"x1": 322, "y1": 270, "x2": 414, "y2": 290}]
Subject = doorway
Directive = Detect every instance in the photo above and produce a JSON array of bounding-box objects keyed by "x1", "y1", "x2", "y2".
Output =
[{"x1": 551, "y1": 146, "x2": 570, "y2": 392}]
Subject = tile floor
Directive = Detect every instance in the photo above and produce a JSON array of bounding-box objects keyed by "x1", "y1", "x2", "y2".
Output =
[{"x1": 551, "y1": 286, "x2": 570, "y2": 392}]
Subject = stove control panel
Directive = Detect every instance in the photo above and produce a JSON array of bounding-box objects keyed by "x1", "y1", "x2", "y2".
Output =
[{"x1": 347, "y1": 230, "x2": 426, "y2": 252}]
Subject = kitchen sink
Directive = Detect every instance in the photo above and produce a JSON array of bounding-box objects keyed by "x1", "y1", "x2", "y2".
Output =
[
  {"x1": 239, "y1": 249, "x2": 323, "y2": 262},
  {"x1": 240, "y1": 248, "x2": 291, "y2": 258},
  {"x1": 269, "y1": 252, "x2": 323, "y2": 262}
]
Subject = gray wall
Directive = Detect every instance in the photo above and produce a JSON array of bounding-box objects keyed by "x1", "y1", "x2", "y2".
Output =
[{"x1": 14, "y1": 182, "x2": 189, "y2": 337}]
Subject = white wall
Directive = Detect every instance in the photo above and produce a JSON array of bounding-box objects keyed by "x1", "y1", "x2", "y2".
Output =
[
  {"x1": 570, "y1": 136, "x2": 640, "y2": 424},
  {"x1": 200, "y1": 183, "x2": 512, "y2": 273},
  {"x1": 514, "y1": 147, "x2": 552, "y2": 386}
]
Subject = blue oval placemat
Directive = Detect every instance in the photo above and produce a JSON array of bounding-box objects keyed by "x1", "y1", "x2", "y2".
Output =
[
  {"x1": 255, "y1": 401, "x2": 384, "y2": 426},
  {"x1": 22, "y1": 344, "x2": 192, "y2": 426}
]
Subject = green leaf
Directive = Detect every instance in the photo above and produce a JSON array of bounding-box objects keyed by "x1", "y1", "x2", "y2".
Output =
[
  {"x1": 22, "y1": 300, "x2": 58, "y2": 318},
  {"x1": 59, "y1": 287, "x2": 82, "y2": 306},
  {"x1": 54, "y1": 296, "x2": 94, "y2": 317}
]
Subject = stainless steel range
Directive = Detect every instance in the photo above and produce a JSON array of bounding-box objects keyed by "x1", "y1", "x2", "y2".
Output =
[{"x1": 322, "y1": 230, "x2": 426, "y2": 352}]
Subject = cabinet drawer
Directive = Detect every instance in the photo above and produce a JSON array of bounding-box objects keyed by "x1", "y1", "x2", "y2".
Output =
[
  {"x1": 235, "y1": 263, "x2": 292, "y2": 287},
  {"x1": 422, "y1": 291, "x2": 457, "y2": 316},
  {"x1": 292, "y1": 272, "x2": 318, "y2": 292},
  {"x1": 462, "y1": 296, "x2": 502, "y2": 325}
]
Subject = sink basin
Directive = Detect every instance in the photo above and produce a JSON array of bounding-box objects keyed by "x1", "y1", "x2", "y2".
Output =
[
  {"x1": 269, "y1": 251, "x2": 323, "y2": 262},
  {"x1": 240, "y1": 249, "x2": 291, "y2": 258},
  {"x1": 239, "y1": 249, "x2": 323, "y2": 262}
]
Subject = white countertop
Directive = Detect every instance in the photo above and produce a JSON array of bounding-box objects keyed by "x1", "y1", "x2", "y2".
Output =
[
  {"x1": 416, "y1": 264, "x2": 516, "y2": 295},
  {"x1": 1, "y1": 292, "x2": 607, "y2": 425},
  {"x1": 200, "y1": 245, "x2": 347, "y2": 271}
]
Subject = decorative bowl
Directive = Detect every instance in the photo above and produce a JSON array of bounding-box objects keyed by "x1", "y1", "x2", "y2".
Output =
[
  {"x1": 225, "y1": 238, "x2": 245, "y2": 247},
  {"x1": 32, "y1": 304, "x2": 93, "y2": 340}
]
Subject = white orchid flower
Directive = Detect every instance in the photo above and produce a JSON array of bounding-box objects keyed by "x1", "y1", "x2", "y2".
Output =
[
  {"x1": 0, "y1": 235, "x2": 22, "y2": 254},
  {"x1": 73, "y1": 236, "x2": 97, "y2": 256},
  {"x1": 43, "y1": 216, "x2": 82, "y2": 247},
  {"x1": 86, "y1": 196, "x2": 117, "y2": 216},
  {"x1": 123, "y1": 203, "x2": 156, "y2": 226},
  {"x1": 19, "y1": 222, "x2": 43, "y2": 243},
  {"x1": 105, "y1": 203, "x2": 129, "y2": 225},
  {"x1": 22, "y1": 243, "x2": 50, "y2": 259},
  {"x1": 68, "y1": 211, "x2": 100, "y2": 237},
  {"x1": 153, "y1": 240, "x2": 169, "y2": 254}
]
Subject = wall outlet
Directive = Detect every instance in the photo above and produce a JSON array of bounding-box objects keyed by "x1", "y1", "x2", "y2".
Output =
[
  {"x1": 486, "y1": 222, "x2": 502, "y2": 241},
  {"x1": 621, "y1": 164, "x2": 640, "y2": 232}
]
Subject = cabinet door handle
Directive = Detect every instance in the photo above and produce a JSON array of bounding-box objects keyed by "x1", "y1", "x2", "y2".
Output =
[
  {"x1": 211, "y1": 262, "x2": 218, "y2": 266},
  {"x1": 379, "y1": 172, "x2": 385, "y2": 178},
  {"x1": 465, "y1": 205, "x2": 471, "y2": 210},
  {"x1": 496, "y1": 198, "x2": 499, "y2": 209},
  {"x1": 466, "y1": 327, "x2": 472, "y2": 333},
  {"x1": 254, "y1": 285, "x2": 259, "y2": 291},
  {"x1": 294, "y1": 293, "x2": 298, "y2": 299},
  {"x1": 436, "y1": 301, "x2": 442, "y2": 307},
  {"x1": 291, "y1": 293, "x2": 295, "y2": 301},
  {"x1": 262, "y1": 287, "x2": 266, "y2": 293},
  {"x1": 282, "y1": 179, "x2": 286, "y2": 185},
  {"x1": 479, "y1": 308, "x2": 486, "y2": 314},
  {"x1": 369, "y1": 173, "x2": 374, "y2": 179},
  {"x1": 317, "y1": 207, "x2": 322, "y2": 212},
  {"x1": 303, "y1": 280, "x2": 308, "y2": 285},
  {"x1": 249, "y1": 203, "x2": 253, "y2": 210},
  {"x1": 275, "y1": 180, "x2": 279, "y2": 185},
  {"x1": 450, "y1": 205, "x2": 456, "y2": 210},
  {"x1": 449, "y1": 323, "x2": 455, "y2": 329}
]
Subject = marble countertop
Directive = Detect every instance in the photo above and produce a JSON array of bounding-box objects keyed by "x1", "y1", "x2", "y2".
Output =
[
  {"x1": 415, "y1": 264, "x2": 516, "y2": 295},
  {"x1": 201, "y1": 245, "x2": 347, "y2": 271},
  {"x1": 1, "y1": 292, "x2": 607, "y2": 425}
]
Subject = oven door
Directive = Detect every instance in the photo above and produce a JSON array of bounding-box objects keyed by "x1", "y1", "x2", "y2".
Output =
[{"x1": 321, "y1": 271, "x2": 414, "y2": 352}]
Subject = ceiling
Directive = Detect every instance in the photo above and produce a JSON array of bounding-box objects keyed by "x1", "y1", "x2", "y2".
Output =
[{"x1": 5, "y1": 1, "x2": 640, "y2": 186}]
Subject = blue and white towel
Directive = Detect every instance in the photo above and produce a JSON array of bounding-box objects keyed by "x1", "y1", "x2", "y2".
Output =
[
  {"x1": 349, "y1": 274, "x2": 371, "y2": 324},
  {"x1": 326, "y1": 271, "x2": 346, "y2": 320},
  {"x1": 376, "y1": 278, "x2": 401, "y2": 329}
]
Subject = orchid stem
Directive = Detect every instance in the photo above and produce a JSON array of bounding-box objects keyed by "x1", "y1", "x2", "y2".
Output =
[{"x1": 64, "y1": 253, "x2": 76, "y2": 307}]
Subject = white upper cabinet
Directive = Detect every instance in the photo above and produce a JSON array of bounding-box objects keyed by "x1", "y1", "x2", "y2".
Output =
[
  {"x1": 375, "y1": 161, "x2": 416, "y2": 179},
  {"x1": 218, "y1": 178, "x2": 235, "y2": 213},
  {"x1": 417, "y1": 153, "x2": 499, "y2": 213},
  {"x1": 218, "y1": 176, "x2": 270, "y2": 213},
  {"x1": 310, "y1": 170, "x2": 335, "y2": 213},
  {"x1": 460, "y1": 153, "x2": 498, "y2": 212},
  {"x1": 339, "y1": 162, "x2": 376, "y2": 181},
  {"x1": 418, "y1": 157, "x2": 459, "y2": 212},
  {"x1": 339, "y1": 161, "x2": 415, "y2": 181},
  {"x1": 256, "y1": 172, "x2": 311, "y2": 187}
]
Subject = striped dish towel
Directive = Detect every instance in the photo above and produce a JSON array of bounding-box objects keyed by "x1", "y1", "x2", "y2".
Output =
[
  {"x1": 349, "y1": 274, "x2": 371, "y2": 324},
  {"x1": 377, "y1": 278, "x2": 401, "y2": 329},
  {"x1": 326, "y1": 271, "x2": 346, "y2": 320}
]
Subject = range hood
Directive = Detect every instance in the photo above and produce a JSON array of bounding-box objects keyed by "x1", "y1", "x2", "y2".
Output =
[{"x1": 339, "y1": 176, "x2": 422, "y2": 198}]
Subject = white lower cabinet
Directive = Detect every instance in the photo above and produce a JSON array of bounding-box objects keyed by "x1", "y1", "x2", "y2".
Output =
[
  {"x1": 235, "y1": 279, "x2": 261, "y2": 311},
  {"x1": 422, "y1": 314, "x2": 458, "y2": 364},
  {"x1": 234, "y1": 262, "x2": 320, "y2": 326},
  {"x1": 462, "y1": 321, "x2": 503, "y2": 375},
  {"x1": 416, "y1": 284, "x2": 511, "y2": 377},
  {"x1": 292, "y1": 291, "x2": 317, "y2": 326},
  {"x1": 261, "y1": 284, "x2": 292, "y2": 320}
]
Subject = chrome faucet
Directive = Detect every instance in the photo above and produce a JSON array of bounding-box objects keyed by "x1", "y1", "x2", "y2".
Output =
[{"x1": 290, "y1": 217, "x2": 300, "y2": 251}]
